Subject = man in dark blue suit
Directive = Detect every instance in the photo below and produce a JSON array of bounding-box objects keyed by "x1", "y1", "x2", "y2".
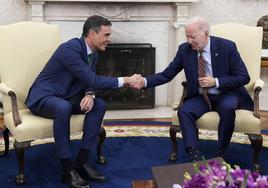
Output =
[
  {"x1": 25, "y1": 15, "x2": 141, "y2": 188},
  {"x1": 135, "y1": 16, "x2": 253, "y2": 162}
]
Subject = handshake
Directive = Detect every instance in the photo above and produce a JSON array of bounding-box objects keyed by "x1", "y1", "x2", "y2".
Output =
[{"x1": 124, "y1": 74, "x2": 145, "y2": 90}]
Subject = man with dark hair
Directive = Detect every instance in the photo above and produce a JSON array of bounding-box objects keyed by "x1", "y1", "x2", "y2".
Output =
[
  {"x1": 82, "y1": 15, "x2": 112, "y2": 37},
  {"x1": 25, "y1": 15, "x2": 141, "y2": 188}
]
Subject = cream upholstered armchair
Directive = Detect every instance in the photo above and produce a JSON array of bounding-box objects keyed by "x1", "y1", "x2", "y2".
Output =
[
  {"x1": 170, "y1": 23, "x2": 264, "y2": 171},
  {"x1": 0, "y1": 22, "x2": 106, "y2": 184}
]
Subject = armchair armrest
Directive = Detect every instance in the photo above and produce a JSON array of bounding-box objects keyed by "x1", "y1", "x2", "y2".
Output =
[
  {"x1": 0, "y1": 83, "x2": 22, "y2": 126},
  {"x1": 253, "y1": 78, "x2": 264, "y2": 118},
  {"x1": 172, "y1": 81, "x2": 187, "y2": 111},
  {"x1": 254, "y1": 78, "x2": 264, "y2": 91},
  {"x1": 0, "y1": 83, "x2": 15, "y2": 94}
]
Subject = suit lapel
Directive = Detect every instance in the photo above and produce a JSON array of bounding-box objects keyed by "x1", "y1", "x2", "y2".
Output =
[
  {"x1": 210, "y1": 36, "x2": 221, "y2": 76},
  {"x1": 80, "y1": 37, "x2": 89, "y2": 64},
  {"x1": 188, "y1": 48, "x2": 198, "y2": 81}
]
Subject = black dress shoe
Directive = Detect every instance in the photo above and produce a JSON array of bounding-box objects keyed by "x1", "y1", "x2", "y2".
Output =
[
  {"x1": 76, "y1": 164, "x2": 106, "y2": 182},
  {"x1": 186, "y1": 147, "x2": 202, "y2": 162},
  {"x1": 62, "y1": 170, "x2": 90, "y2": 188}
]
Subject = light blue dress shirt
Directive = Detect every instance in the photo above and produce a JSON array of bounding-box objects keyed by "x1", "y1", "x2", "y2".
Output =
[{"x1": 199, "y1": 38, "x2": 221, "y2": 94}]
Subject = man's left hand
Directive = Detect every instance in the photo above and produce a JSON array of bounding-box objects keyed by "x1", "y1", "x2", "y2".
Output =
[
  {"x1": 80, "y1": 95, "x2": 94, "y2": 113},
  {"x1": 198, "y1": 76, "x2": 216, "y2": 88}
]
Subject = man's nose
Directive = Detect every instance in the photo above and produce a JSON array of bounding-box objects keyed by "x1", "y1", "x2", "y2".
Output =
[{"x1": 188, "y1": 38, "x2": 193, "y2": 44}]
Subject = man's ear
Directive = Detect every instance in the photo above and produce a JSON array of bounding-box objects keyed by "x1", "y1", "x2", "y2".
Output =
[{"x1": 87, "y1": 29, "x2": 96, "y2": 39}]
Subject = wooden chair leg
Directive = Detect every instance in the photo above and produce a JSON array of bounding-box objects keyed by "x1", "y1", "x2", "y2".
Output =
[
  {"x1": 247, "y1": 133, "x2": 263, "y2": 173},
  {"x1": 13, "y1": 140, "x2": 31, "y2": 184},
  {"x1": 97, "y1": 126, "x2": 106, "y2": 164},
  {"x1": 169, "y1": 125, "x2": 180, "y2": 162},
  {"x1": 0, "y1": 128, "x2": 9, "y2": 156}
]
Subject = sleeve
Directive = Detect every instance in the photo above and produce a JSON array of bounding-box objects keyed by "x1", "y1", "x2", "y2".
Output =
[
  {"x1": 145, "y1": 46, "x2": 183, "y2": 88},
  {"x1": 57, "y1": 43, "x2": 119, "y2": 90}
]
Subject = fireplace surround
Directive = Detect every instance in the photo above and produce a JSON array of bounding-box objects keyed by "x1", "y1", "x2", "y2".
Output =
[{"x1": 96, "y1": 43, "x2": 155, "y2": 109}]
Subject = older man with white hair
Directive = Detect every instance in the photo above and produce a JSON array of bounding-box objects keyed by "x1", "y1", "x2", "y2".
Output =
[{"x1": 136, "y1": 16, "x2": 253, "y2": 161}]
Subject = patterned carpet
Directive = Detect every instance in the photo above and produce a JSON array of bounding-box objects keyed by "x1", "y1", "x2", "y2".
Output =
[{"x1": 1, "y1": 120, "x2": 268, "y2": 151}]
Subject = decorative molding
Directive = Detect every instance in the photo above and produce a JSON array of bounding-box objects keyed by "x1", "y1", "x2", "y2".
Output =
[
  {"x1": 93, "y1": 5, "x2": 130, "y2": 20},
  {"x1": 25, "y1": 0, "x2": 198, "y2": 22},
  {"x1": 26, "y1": 0, "x2": 198, "y2": 3},
  {"x1": 173, "y1": 3, "x2": 190, "y2": 29},
  {"x1": 28, "y1": 1, "x2": 45, "y2": 21}
]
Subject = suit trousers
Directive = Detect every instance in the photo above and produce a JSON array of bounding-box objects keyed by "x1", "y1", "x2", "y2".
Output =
[
  {"x1": 178, "y1": 93, "x2": 238, "y2": 150},
  {"x1": 29, "y1": 96, "x2": 106, "y2": 159}
]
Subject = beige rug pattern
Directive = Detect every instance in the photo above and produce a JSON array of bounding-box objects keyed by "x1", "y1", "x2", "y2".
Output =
[{"x1": 1, "y1": 125, "x2": 268, "y2": 151}]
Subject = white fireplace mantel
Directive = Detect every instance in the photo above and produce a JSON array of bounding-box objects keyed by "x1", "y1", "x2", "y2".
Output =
[
  {"x1": 26, "y1": 0, "x2": 198, "y2": 3},
  {"x1": 25, "y1": 0, "x2": 198, "y2": 22}
]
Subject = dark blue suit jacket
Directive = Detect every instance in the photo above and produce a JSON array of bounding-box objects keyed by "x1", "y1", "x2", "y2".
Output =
[
  {"x1": 25, "y1": 37, "x2": 118, "y2": 108},
  {"x1": 145, "y1": 36, "x2": 253, "y2": 110}
]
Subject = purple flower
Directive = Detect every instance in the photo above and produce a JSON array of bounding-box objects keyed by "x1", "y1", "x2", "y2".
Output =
[
  {"x1": 184, "y1": 174, "x2": 208, "y2": 188},
  {"x1": 177, "y1": 159, "x2": 268, "y2": 188},
  {"x1": 256, "y1": 176, "x2": 268, "y2": 188}
]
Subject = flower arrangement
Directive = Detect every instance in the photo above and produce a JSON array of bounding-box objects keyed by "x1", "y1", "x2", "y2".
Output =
[{"x1": 173, "y1": 159, "x2": 268, "y2": 188}]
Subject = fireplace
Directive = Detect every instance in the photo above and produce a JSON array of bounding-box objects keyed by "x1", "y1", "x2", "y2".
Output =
[{"x1": 96, "y1": 43, "x2": 155, "y2": 110}]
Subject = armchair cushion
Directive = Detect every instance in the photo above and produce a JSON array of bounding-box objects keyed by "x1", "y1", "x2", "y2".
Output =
[
  {"x1": 4, "y1": 109, "x2": 85, "y2": 142},
  {"x1": 172, "y1": 110, "x2": 260, "y2": 134},
  {"x1": 196, "y1": 110, "x2": 260, "y2": 133}
]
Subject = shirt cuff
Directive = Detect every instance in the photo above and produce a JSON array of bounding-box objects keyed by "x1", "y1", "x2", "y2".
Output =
[
  {"x1": 143, "y1": 78, "x2": 147, "y2": 87},
  {"x1": 85, "y1": 91, "x2": 95, "y2": 95},
  {"x1": 215, "y1": 78, "x2": 219, "y2": 88},
  {"x1": 118, "y1": 77, "x2": 124, "y2": 87}
]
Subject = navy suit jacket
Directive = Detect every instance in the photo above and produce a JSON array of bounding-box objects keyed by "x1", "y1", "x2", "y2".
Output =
[
  {"x1": 145, "y1": 36, "x2": 253, "y2": 110},
  {"x1": 25, "y1": 37, "x2": 118, "y2": 108}
]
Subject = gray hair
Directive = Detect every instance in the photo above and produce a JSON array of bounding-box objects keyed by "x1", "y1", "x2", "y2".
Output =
[{"x1": 186, "y1": 16, "x2": 210, "y2": 33}]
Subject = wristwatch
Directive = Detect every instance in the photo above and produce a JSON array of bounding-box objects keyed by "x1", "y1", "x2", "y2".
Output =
[
  {"x1": 86, "y1": 91, "x2": 96, "y2": 99},
  {"x1": 90, "y1": 93, "x2": 96, "y2": 99}
]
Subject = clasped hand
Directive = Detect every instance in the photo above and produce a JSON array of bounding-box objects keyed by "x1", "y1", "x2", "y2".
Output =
[
  {"x1": 80, "y1": 95, "x2": 94, "y2": 113},
  {"x1": 198, "y1": 76, "x2": 216, "y2": 88},
  {"x1": 124, "y1": 74, "x2": 145, "y2": 89}
]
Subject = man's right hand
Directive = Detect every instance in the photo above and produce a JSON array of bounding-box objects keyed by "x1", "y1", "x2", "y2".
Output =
[{"x1": 123, "y1": 74, "x2": 144, "y2": 89}]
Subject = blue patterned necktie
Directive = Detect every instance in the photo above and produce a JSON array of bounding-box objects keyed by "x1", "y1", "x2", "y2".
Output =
[{"x1": 198, "y1": 50, "x2": 211, "y2": 110}]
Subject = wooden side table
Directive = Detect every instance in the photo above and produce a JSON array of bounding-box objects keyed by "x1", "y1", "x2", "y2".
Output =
[
  {"x1": 0, "y1": 115, "x2": 4, "y2": 129},
  {"x1": 261, "y1": 57, "x2": 268, "y2": 67},
  {"x1": 131, "y1": 180, "x2": 156, "y2": 188}
]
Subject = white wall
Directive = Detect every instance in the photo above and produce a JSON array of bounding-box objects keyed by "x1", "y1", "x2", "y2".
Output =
[{"x1": 0, "y1": 0, "x2": 27, "y2": 24}]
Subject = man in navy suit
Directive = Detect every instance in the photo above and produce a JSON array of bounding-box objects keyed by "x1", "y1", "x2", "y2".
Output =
[
  {"x1": 135, "y1": 16, "x2": 253, "y2": 161},
  {"x1": 25, "y1": 15, "x2": 141, "y2": 188}
]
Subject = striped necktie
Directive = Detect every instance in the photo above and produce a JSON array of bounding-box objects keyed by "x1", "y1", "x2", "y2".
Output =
[{"x1": 198, "y1": 50, "x2": 211, "y2": 110}]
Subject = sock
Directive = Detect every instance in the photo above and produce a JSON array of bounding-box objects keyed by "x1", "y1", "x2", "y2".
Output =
[
  {"x1": 61, "y1": 158, "x2": 74, "y2": 173},
  {"x1": 75, "y1": 149, "x2": 90, "y2": 167}
]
